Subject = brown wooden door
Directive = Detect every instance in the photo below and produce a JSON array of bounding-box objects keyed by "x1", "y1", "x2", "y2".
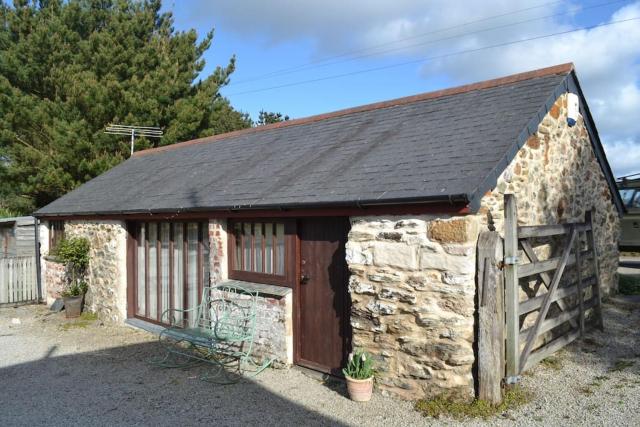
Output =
[{"x1": 297, "y1": 217, "x2": 351, "y2": 375}]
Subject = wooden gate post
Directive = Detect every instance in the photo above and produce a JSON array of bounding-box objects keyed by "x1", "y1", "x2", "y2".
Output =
[
  {"x1": 477, "y1": 231, "x2": 504, "y2": 404},
  {"x1": 503, "y1": 194, "x2": 520, "y2": 379},
  {"x1": 585, "y1": 209, "x2": 605, "y2": 330}
]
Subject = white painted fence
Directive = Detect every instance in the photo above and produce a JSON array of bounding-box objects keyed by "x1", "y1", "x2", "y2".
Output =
[{"x1": 0, "y1": 256, "x2": 38, "y2": 304}]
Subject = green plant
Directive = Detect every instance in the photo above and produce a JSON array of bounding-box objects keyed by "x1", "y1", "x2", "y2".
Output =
[
  {"x1": 415, "y1": 385, "x2": 532, "y2": 419},
  {"x1": 619, "y1": 274, "x2": 640, "y2": 295},
  {"x1": 51, "y1": 237, "x2": 91, "y2": 270},
  {"x1": 343, "y1": 349, "x2": 374, "y2": 379},
  {"x1": 61, "y1": 280, "x2": 88, "y2": 297},
  {"x1": 53, "y1": 237, "x2": 91, "y2": 297}
]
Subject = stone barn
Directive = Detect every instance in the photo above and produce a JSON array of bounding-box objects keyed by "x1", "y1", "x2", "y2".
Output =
[{"x1": 35, "y1": 63, "x2": 622, "y2": 401}]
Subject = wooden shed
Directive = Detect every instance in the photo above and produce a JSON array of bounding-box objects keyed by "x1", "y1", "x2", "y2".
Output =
[{"x1": 0, "y1": 216, "x2": 36, "y2": 258}]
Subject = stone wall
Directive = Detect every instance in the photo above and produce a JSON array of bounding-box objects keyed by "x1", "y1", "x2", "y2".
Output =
[
  {"x1": 65, "y1": 220, "x2": 128, "y2": 323},
  {"x1": 208, "y1": 219, "x2": 293, "y2": 366},
  {"x1": 43, "y1": 257, "x2": 65, "y2": 305},
  {"x1": 480, "y1": 93, "x2": 620, "y2": 295},
  {"x1": 251, "y1": 291, "x2": 293, "y2": 366},
  {"x1": 346, "y1": 215, "x2": 480, "y2": 400}
]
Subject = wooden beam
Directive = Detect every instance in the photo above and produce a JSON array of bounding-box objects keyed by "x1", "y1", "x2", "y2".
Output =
[
  {"x1": 517, "y1": 249, "x2": 591, "y2": 278},
  {"x1": 520, "y1": 240, "x2": 578, "y2": 329},
  {"x1": 585, "y1": 209, "x2": 604, "y2": 331},
  {"x1": 519, "y1": 297, "x2": 597, "y2": 342},
  {"x1": 477, "y1": 231, "x2": 504, "y2": 404},
  {"x1": 523, "y1": 329, "x2": 581, "y2": 372},
  {"x1": 504, "y1": 194, "x2": 519, "y2": 379},
  {"x1": 518, "y1": 223, "x2": 590, "y2": 238},
  {"x1": 518, "y1": 276, "x2": 597, "y2": 315},
  {"x1": 575, "y1": 230, "x2": 585, "y2": 336}
]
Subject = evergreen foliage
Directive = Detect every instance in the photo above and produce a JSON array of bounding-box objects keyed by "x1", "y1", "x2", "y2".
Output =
[{"x1": 0, "y1": 0, "x2": 254, "y2": 214}]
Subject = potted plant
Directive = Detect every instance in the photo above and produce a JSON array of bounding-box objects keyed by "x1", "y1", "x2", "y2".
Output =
[
  {"x1": 343, "y1": 349, "x2": 375, "y2": 402},
  {"x1": 61, "y1": 280, "x2": 88, "y2": 318},
  {"x1": 52, "y1": 237, "x2": 91, "y2": 318}
]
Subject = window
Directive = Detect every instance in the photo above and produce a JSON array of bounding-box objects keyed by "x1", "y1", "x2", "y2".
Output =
[
  {"x1": 620, "y1": 189, "x2": 635, "y2": 207},
  {"x1": 228, "y1": 220, "x2": 294, "y2": 286},
  {"x1": 133, "y1": 221, "x2": 209, "y2": 325},
  {"x1": 49, "y1": 221, "x2": 65, "y2": 250}
]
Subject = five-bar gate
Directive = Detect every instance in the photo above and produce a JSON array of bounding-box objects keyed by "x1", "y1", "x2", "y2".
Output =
[{"x1": 503, "y1": 194, "x2": 604, "y2": 379}]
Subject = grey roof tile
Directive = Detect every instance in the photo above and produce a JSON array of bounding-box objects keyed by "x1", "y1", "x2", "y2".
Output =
[{"x1": 36, "y1": 71, "x2": 569, "y2": 216}]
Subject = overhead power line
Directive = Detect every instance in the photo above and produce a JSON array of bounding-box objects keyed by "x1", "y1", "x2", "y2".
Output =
[
  {"x1": 225, "y1": 17, "x2": 640, "y2": 97},
  {"x1": 227, "y1": 0, "x2": 627, "y2": 87}
]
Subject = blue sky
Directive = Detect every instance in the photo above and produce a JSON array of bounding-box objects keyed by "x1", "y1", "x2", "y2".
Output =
[{"x1": 164, "y1": 0, "x2": 640, "y2": 177}]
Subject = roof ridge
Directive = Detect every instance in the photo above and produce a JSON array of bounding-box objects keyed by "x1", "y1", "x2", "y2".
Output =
[{"x1": 134, "y1": 62, "x2": 574, "y2": 157}]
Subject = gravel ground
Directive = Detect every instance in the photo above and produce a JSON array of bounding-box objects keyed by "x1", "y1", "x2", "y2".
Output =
[{"x1": 0, "y1": 302, "x2": 638, "y2": 427}]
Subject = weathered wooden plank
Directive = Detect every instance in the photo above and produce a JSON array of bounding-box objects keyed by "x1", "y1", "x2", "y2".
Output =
[
  {"x1": 517, "y1": 249, "x2": 591, "y2": 278},
  {"x1": 585, "y1": 209, "x2": 604, "y2": 331},
  {"x1": 518, "y1": 223, "x2": 590, "y2": 238},
  {"x1": 519, "y1": 297, "x2": 597, "y2": 342},
  {"x1": 519, "y1": 227, "x2": 577, "y2": 373},
  {"x1": 504, "y1": 194, "x2": 520, "y2": 379},
  {"x1": 0, "y1": 260, "x2": 6, "y2": 303},
  {"x1": 518, "y1": 276, "x2": 597, "y2": 315},
  {"x1": 520, "y1": 240, "x2": 578, "y2": 328},
  {"x1": 477, "y1": 231, "x2": 504, "y2": 404},
  {"x1": 575, "y1": 231, "x2": 585, "y2": 336},
  {"x1": 523, "y1": 329, "x2": 581, "y2": 372},
  {"x1": 0, "y1": 256, "x2": 37, "y2": 304}
]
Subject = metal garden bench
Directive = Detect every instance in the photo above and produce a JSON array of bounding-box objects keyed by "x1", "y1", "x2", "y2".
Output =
[{"x1": 149, "y1": 283, "x2": 271, "y2": 384}]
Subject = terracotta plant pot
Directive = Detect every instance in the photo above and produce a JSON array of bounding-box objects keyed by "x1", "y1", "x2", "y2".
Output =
[
  {"x1": 63, "y1": 295, "x2": 83, "y2": 318},
  {"x1": 345, "y1": 376, "x2": 374, "y2": 402}
]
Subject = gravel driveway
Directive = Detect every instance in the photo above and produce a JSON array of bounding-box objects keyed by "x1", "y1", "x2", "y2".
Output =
[{"x1": 0, "y1": 302, "x2": 638, "y2": 426}]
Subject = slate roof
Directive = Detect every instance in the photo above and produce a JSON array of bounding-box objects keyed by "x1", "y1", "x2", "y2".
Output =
[{"x1": 35, "y1": 63, "x2": 622, "y2": 216}]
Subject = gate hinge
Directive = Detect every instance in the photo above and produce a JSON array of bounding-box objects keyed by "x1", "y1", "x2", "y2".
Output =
[{"x1": 503, "y1": 256, "x2": 519, "y2": 265}]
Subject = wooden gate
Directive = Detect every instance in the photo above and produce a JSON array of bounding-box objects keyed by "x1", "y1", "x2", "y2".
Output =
[
  {"x1": 0, "y1": 256, "x2": 38, "y2": 305},
  {"x1": 503, "y1": 194, "x2": 604, "y2": 378}
]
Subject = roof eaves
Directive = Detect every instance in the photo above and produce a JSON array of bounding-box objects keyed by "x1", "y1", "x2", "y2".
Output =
[{"x1": 34, "y1": 193, "x2": 470, "y2": 218}]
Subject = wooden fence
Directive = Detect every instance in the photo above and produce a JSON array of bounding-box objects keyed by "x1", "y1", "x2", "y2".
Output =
[
  {"x1": 0, "y1": 256, "x2": 38, "y2": 305},
  {"x1": 477, "y1": 194, "x2": 604, "y2": 402}
]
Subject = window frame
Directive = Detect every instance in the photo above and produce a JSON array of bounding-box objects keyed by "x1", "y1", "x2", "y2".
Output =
[
  {"x1": 227, "y1": 219, "x2": 296, "y2": 287},
  {"x1": 131, "y1": 220, "x2": 209, "y2": 325},
  {"x1": 49, "y1": 220, "x2": 65, "y2": 250}
]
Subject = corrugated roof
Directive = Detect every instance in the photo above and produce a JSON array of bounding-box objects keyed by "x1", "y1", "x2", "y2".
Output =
[{"x1": 36, "y1": 64, "x2": 579, "y2": 216}]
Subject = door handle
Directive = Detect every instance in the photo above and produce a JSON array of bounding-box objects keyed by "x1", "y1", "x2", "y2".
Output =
[
  {"x1": 300, "y1": 274, "x2": 311, "y2": 284},
  {"x1": 634, "y1": 222, "x2": 639, "y2": 229}
]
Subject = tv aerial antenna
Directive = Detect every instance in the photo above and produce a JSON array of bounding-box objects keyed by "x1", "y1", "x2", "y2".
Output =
[{"x1": 105, "y1": 124, "x2": 163, "y2": 156}]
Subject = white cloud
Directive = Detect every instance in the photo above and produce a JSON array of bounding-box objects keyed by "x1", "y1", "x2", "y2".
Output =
[
  {"x1": 603, "y1": 140, "x2": 640, "y2": 177},
  {"x1": 183, "y1": 0, "x2": 640, "y2": 176}
]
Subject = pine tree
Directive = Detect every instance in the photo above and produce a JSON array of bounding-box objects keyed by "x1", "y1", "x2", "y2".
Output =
[{"x1": 0, "y1": 0, "x2": 252, "y2": 213}]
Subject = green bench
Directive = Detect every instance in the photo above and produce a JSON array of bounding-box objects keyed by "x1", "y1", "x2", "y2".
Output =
[{"x1": 149, "y1": 283, "x2": 271, "y2": 383}]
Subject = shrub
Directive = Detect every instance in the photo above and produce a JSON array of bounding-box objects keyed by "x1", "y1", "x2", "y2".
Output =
[
  {"x1": 343, "y1": 349, "x2": 374, "y2": 379},
  {"x1": 52, "y1": 237, "x2": 91, "y2": 296},
  {"x1": 51, "y1": 237, "x2": 91, "y2": 270}
]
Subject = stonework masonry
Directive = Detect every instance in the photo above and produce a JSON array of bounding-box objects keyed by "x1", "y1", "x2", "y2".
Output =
[
  {"x1": 64, "y1": 220, "x2": 128, "y2": 323},
  {"x1": 479, "y1": 93, "x2": 620, "y2": 296},
  {"x1": 346, "y1": 215, "x2": 480, "y2": 401},
  {"x1": 344, "y1": 92, "x2": 620, "y2": 402}
]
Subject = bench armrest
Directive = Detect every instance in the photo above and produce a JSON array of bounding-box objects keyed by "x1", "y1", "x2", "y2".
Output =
[{"x1": 160, "y1": 307, "x2": 198, "y2": 328}]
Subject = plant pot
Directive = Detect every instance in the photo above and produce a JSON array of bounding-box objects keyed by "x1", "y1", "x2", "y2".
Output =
[
  {"x1": 345, "y1": 375, "x2": 374, "y2": 402},
  {"x1": 63, "y1": 295, "x2": 83, "y2": 318}
]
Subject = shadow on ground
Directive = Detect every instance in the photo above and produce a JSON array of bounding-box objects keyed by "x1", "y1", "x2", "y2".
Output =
[{"x1": 0, "y1": 340, "x2": 346, "y2": 426}]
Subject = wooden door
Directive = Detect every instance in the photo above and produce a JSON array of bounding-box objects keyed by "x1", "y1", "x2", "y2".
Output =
[{"x1": 297, "y1": 217, "x2": 351, "y2": 375}]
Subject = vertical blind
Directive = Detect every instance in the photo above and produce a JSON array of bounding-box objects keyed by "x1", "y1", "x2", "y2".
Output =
[
  {"x1": 233, "y1": 222, "x2": 285, "y2": 275},
  {"x1": 135, "y1": 221, "x2": 209, "y2": 324}
]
